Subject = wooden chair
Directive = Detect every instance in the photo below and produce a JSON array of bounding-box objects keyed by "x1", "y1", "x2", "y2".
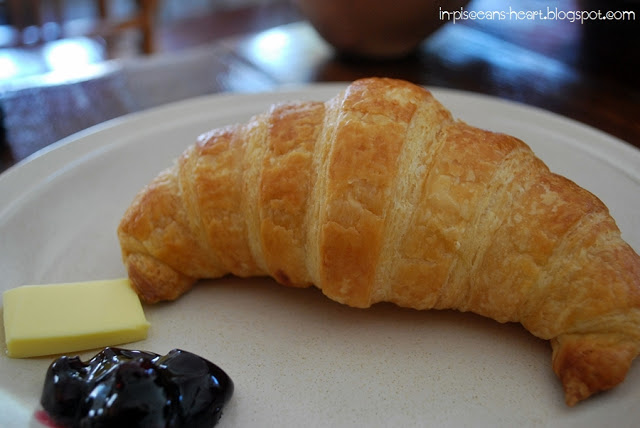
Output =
[{"x1": 96, "y1": 0, "x2": 158, "y2": 54}]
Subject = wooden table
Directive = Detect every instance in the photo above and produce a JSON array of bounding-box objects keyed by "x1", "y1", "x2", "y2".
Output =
[{"x1": 1, "y1": 0, "x2": 638, "y2": 173}]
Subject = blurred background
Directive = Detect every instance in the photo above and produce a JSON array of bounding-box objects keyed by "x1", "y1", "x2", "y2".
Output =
[
  {"x1": 0, "y1": 0, "x2": 301, "y2": 83},
  {"x1": 1, "y1": 0, "x2": 637, "y2": 86},
  {"x1": 0, "y1": 0, "x2": 637, "y2": 171}
]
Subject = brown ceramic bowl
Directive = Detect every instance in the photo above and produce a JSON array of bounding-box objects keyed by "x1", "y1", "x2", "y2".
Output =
[{"x1": 292, "y1": 0, "x2": 470, "y2": 59}]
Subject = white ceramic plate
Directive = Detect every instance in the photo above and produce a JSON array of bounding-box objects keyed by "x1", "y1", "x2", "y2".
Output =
[{"x1": 1, "y1": 84, "x2": 639, "y2": 427}]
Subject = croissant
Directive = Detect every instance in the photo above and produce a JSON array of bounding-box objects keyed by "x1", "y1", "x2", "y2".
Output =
[{"x1": 118, "y1": 77, "x2": 640, "y2": 406}]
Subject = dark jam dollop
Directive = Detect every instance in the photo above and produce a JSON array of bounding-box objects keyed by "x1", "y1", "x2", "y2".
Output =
[{"x1": 40, "y1": 347, "x2": 234, "y2": 428}]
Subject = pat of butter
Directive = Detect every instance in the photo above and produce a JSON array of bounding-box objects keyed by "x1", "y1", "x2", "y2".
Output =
[{"x1": 3, "y1": 279, "x2": 150, "y2": 358}]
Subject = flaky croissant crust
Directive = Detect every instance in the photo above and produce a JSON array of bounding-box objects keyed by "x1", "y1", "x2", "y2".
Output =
[{"x1": 118, "y1": 77, "x2": 640, "y2": 406}]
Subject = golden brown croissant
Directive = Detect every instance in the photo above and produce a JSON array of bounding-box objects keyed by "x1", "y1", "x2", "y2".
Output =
[{"x1": 118, "y1": 77, "x2": 640, "y2": 406}]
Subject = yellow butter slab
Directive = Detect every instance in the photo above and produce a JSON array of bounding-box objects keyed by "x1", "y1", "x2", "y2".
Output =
[{"x1": 3, "y1": 279, "x2": 150, "y2": 358}]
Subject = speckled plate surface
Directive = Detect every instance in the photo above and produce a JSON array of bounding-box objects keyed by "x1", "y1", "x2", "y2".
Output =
[{"x1": 1, "y1": 84, "x2": 639, "y2": 427}]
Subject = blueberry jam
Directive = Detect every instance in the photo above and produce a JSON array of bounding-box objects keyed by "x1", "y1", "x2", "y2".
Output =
[{"x1": 40, "y1": 347, "x2": 234, "y2": 428}]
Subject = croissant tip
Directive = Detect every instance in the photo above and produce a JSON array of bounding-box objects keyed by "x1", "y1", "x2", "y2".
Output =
[
  {"x1": 563, "y1": 386, "x2": 589, "y2": 407},
  {"x1": 126, "y1": 253, "x2": 195, "y2": 303},
  {"x1": 553, "y1": 333, "x2": 637, "y2": 407}
]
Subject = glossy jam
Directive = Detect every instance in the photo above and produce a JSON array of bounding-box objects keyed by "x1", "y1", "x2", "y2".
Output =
[{"x1": 40, "y1": 347, "x2": 234, "y2": 428}]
